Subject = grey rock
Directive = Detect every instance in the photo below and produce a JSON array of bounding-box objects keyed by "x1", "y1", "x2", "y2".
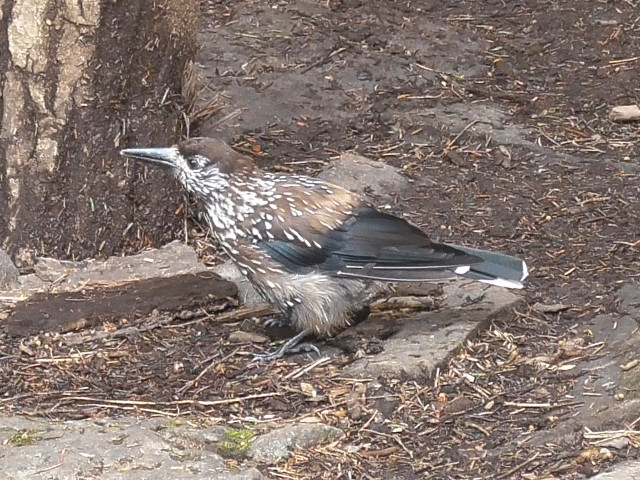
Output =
[
  {"x1": 521, "y1": 313, "x2": 640, "y2": 450},
  {"x1": 0, "y1": 416, "x2": 263, "y2": 480},
  {"x1": 423, "y1": 103, "x2": 533, "y2": 149},
  {"x1": 590, "y1": 460, "x2": 640, "y2": 479},
  {"x1": 420, "y1": 102, "x2": 597, "y2": 169},
  {"x1": 248, "y1": 423, "x2": 343, "y2": 463},
  {"x1": 59, "y1": 240, "x2": 207, "y2": 286},
  {"x1": 575, "y1": 314, "x2": 640, "y2": 422},
  {"x1": 32, "y1": 257, "x2": 85, "y2": 281},
  {"x1": 0, "y1": 249, "x2": 19, "y2": 288},
  {"x1": 441, "y1": 281, "x2": 518, "y2": 309},
  {"x1": 172, "y1": 425, "x2": 232, "y2": 446},
  {"x1": 345, "y1": 282, "x2": 523, "y2": 379},
  {"x1": 618, "y1": 283, "x2": 640, "y2": 319},
  {"x1": 11, "y1": 240, "x2": 208, "y2": 296},
  {"x1": 598, "y1": 436, "x2": 630, "y2": 450},
  {"x1": 318, "y1": 152, "x2": 413, "y2": 203}
]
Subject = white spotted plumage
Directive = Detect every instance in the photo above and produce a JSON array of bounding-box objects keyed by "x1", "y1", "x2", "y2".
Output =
[{"x1": 122, "y1": 137, "x2": 528, "y2": 344}]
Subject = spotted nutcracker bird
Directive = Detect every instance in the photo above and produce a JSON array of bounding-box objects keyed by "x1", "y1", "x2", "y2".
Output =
[{"x1": 121, "y1": 138, "x2": 528, "y2": 360}]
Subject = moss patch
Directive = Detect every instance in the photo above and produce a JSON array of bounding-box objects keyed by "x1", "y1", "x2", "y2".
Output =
[
  {"x1": 219, "y1": 428, "x2": 255, "y2": 458},
  {"x1": 8, "y1": 429, "x2": 43, "y2": 447}
]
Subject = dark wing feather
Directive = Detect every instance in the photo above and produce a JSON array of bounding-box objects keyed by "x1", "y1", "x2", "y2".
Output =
[
  {"x1": 261, "y1": 240, "x2": 327, "y2": 268},
  {"x1": 256, "y1": 206, "x2": 482, "y2": 281}
]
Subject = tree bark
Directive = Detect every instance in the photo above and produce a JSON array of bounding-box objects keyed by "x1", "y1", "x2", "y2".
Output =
[{"x1": 0, "y1": 0, "x2": 198, "y2": 260}]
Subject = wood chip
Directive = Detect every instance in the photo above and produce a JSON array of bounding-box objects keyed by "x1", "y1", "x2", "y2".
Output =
[
  {"x1": 533, "y1": 302, "x2": 571, "y2": 313},
  {"x1": 610, "y1": 105, "x2": 640, "y2": 123}
]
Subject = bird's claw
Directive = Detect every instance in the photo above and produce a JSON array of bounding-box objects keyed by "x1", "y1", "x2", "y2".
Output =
[
  {"x1": 252, "y1": 330, "x2": 319, "y2": 362},
  {"x1": 252, "y1": 342, "x2": 321, "y2": 362},
  {"x1": 288, "y1": 342, "x2": 321, "y2": 356},
  {"x1": 262, "y1": 317, "x2": 288, "y2": 329}
]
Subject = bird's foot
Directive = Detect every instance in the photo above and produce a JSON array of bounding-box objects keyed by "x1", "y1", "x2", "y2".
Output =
[
  {"x1": 252, "y1": 330, "x2": 320, "y2": 362},
  {"x1": 262, "y1": 317, "x2": 288, "y2": 329},
  {"x1": 286, "y1": 342, "x2": 321, "y2": 356}
]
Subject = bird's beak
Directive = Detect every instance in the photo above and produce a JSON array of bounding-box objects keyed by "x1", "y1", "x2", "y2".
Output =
[{"x1": 120, "y1": 147, "x2": 177, "y2": 169}]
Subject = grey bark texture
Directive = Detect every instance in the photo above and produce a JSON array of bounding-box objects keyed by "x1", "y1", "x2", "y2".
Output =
[{"x1": 0, "y1": 0, "x2": 198, "y2": 259}]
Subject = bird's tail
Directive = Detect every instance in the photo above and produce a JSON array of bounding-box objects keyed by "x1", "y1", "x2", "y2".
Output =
[{"x1": 445, "y1": 244, "x2": 529, "y2": 289}]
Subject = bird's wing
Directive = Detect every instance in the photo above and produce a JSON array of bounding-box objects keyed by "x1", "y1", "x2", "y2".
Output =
[{"x1": 241, "y1": 181, "x2": 482, "y2": 281}]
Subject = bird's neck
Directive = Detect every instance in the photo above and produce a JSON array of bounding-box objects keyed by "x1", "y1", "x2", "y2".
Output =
[{"x1": 202, "y1": 171, "x2": 276, "y2": 240}]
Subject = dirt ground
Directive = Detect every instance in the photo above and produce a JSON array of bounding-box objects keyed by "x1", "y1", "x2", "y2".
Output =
[{"x1": 1, "y1": 0, "x2": 639, "y2": 479}]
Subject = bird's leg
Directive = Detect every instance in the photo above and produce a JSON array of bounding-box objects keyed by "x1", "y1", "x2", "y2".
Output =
[{"x1": 253, "y1": 330, "x2": 321, "y2": 362}]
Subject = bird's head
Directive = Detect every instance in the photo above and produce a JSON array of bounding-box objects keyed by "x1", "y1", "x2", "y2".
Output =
[{"x1": 120, "y1": 137, "x2": 254, "y2": 197}]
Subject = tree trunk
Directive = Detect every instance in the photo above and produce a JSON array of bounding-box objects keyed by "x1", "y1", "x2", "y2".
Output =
[{"x1": 0, "y1": 0, "x2": 198, "y2": 260}]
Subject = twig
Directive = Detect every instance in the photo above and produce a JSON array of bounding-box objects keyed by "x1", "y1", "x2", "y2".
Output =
[
  {"x1": 178, "y1": 392, "x2": 281, "y2": 406},
  {"x1": 63, "y1": 396, "x2": 157, "y2": 405},
  {"x1": 62, "y1": 392, "x2": 280, "y2": 407},
  {"x1": 608, "y1": 56, "x2": 639, "y2": 65},
  {"x1": 301, "y1": 47, "x2": 347, "y2": 73},
  {"x1": 504, "y1": 401, "x2": 582, "y2": 409},
  {"x1": 358, "y1": 411, "x2": 379, "y2": 434},
  {"x1": 443, "y1": 120, "x2": 480, "y2": 152},
  {"x1": 63, "y1": 305, "x2": 274, "y2": 346},
  {"x1": 32, "y1": 463, "x2": 63, "y2": 475},
  {"x1": 584, "y1": 427, "x2": 640, "y2": 443},
  {"x1": 171, "y1": 305, "x2": 275, "y2": 329},
  {"x1": 205, "y1": 107, "x2": 242, "y2": 129},
  {"x1": 284, "y1": 356, "x2": 331, "y2": 380},
  {"x1": 72, "y1": 404, "x2": 181, "y2": 417},
  {"x1": 0, "y1": 296, "x2": 26, "y2": 302},
  {"x1": 496, "y1": 451, "x2": 540, "y2": 479}
]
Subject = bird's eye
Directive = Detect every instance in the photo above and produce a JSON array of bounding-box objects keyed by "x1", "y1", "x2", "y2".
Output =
[{"x1": 186, "y1": 157, "x2": 201, "y2": 169}]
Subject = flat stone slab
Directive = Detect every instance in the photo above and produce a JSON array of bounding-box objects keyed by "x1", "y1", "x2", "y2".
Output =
[
  {"x1": 1, "y1": 241, "x2": 237, "y2": 337},
  {"x1": 344, "y1": 282, "x2": 524, "y2": 379},
  {"x1": 0, "y1": 416, "x2": 343, "y2": 479},
  {"x1": 3, "y1": 272, "x2": 236, "y2": 337},
  {"x1": 6, "y1": 240, "x2": 208, "y2": 298},
  {"x1": 0, "y1": 416, "x2": 262, "y2": 480}
]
